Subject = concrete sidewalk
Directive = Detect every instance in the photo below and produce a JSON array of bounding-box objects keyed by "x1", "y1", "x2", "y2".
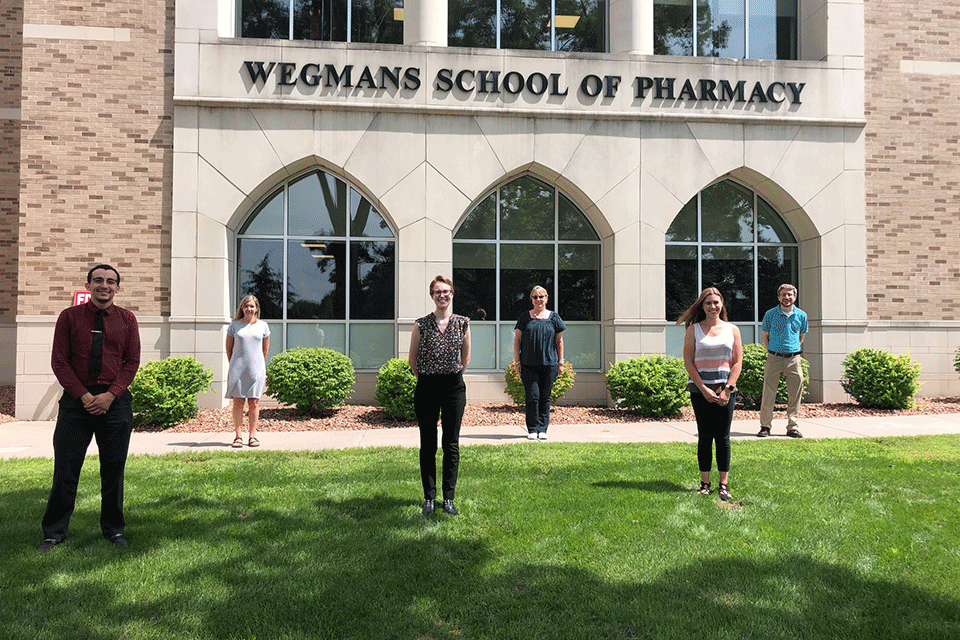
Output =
[{"x1": 2, "y1": 413, "x2": 960, "y2": 459}]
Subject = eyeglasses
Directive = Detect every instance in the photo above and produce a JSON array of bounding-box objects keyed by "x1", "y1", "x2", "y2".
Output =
[
  {"x1": 532, "y1": 295, "x2": 547, "y2": 299},
  {"x1": 432, "y1": 290, "x2": 453, "y2": 297},
  {"x1": 91, "y1": 277, "x2": 118, "y2": 286}
]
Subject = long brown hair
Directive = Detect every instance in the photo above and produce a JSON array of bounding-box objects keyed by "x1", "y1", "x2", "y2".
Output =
[
  {"x1": 676, "y1": 287, "x2": 727, "y2": 327},
  {"x1": 233, "y1": 295, "x2": 261, "y2": 321}
]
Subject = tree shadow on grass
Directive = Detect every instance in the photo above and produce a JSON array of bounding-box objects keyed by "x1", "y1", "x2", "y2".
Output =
[
  {"x1": 4, "y1": 469, "x2": 960, "y2": 639},
  {"x1": 592, "y1": 479, "x2": 688, "y2": 493}
]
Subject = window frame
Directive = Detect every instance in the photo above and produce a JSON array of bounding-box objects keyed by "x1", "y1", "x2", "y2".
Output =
[
  {"x1": 453, "y1": 176, "x2": 603, "y2": 372},
  {"x1": 236, "y1": 169, "x2": 398, "y2": 370}
]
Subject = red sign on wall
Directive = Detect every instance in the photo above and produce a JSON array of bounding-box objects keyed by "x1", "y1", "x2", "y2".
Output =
[{"x1": 74, "y1": 291, "x2": 91, "y2": 306}]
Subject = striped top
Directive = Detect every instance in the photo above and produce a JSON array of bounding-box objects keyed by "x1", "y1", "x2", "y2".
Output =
[{"x1": 690, "y1": 322, "x2": 735, "y2": 386}]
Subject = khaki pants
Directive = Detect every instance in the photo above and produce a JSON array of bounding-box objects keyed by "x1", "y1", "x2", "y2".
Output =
[{"x1": 759, "y1": 353, "x2": 804, "y2": 429}]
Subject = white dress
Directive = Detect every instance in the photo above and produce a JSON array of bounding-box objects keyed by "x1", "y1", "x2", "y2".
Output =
[{"x1": 226, "y1": 320, "x2": 270, "y2": 398}]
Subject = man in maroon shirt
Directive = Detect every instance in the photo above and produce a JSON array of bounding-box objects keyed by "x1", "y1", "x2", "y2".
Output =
[{"x1": 38, "y1": 265, "x2": 141, "y2": 551}]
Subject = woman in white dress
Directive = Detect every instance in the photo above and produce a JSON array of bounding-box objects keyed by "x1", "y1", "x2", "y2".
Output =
[{"x1": 225, "y1": 295, "x2": 270, "y2": 447}]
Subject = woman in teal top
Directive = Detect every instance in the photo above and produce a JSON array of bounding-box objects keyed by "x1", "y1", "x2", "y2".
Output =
[{"x1": 513, "y1": 286, "x2": 566, "y2": 441}]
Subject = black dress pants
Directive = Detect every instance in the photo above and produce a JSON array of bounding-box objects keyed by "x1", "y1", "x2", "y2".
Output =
[
  {"x1": 690, "y1": 391, "x2": 735, "y2": 473},
  {"x1": 41, "y1": 390, "x2": 134, "y2": 541},
  {"x1": 414, "y1": 373, "x2": 466, "y2": 501}
]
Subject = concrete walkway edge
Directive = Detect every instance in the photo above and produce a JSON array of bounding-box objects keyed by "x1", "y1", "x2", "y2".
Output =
[{"x1": 2, "y1": 413, "x2": 960, "y2": 459}]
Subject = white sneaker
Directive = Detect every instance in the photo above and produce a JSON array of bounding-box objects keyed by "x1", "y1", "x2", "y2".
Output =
[
  {"x1": 527, "y1": 432, "x2": 538, "y2": 440},
  {"x1": 538, "y1": 432, "x2": 548, "y2": 441}
]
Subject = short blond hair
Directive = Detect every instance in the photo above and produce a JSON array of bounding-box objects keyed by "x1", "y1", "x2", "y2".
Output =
[{"x1": 530, "y1": 285, "x2": 548, "y2": 299}]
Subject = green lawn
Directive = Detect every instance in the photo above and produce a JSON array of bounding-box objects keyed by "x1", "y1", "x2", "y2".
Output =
[{"x1": 3, "y1": 436, "x2": 960, "y2": 639}]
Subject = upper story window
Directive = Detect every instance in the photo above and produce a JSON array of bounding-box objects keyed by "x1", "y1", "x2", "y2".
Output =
[
  {"x1": 449, "y1": 1, "x2": 607, "y2": 52},
  {"x1": 654, "y1": 0, "x2": 797, "y2": 60},
  {"x1": 239, "y1": 0, "x2": 404, "y2": 43}
]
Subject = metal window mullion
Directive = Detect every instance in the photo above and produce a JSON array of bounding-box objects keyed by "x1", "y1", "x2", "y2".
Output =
[
  {"x1": 347, "y1": 0, "x2": 352, "y2": 43},
  {"x1": 696, "y1": 192, "x2": 703, "y2": 291},
  {"x1": 692, "y1": 0, "x2": 698, "y2": 57},
  {"x1": 496, "y1": 0, "x2": 502, "y2": 49},
  {"x1": 744, "y1": 0, "x2": 750, "y2": 57},
  {"x1": 551, "y1": 0, "x2": 557, "y2": 51},
  {"x1": 288, "y1": 0, "x2": 294, "y2": 40},
  {"x1": 495, "y1": 186, "x2": 502, "y2": 367}
]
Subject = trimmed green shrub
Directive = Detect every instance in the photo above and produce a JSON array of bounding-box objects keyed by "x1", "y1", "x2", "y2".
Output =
[
  {"x1": 737, "y1": 343, "x2": 810, "y2": 409},
  {"x1": 131, "y1": 356, "x2": 213, "y2": 428},
  {"x1": 605, "y1": 355, "x2": 689, "y2": 417},
  {"x1": 376, "y1": 358, "x2": 417, "y2": 421},
  {"x1": 266, "y1": 348, "x2": 355, "y2": 415},
  {"x1": 503, "y1": 361, "x2": 576, "y2": 406},
  {"x1": 841, "y1": 348, "x2": 921, "y2": 410},
  {"x1": 954, "y1": 346, "x2": 960, "y2": 376}
]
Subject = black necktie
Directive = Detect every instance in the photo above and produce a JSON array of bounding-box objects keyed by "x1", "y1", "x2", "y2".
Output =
[{"x1": 89, "y1": 309, "x2": 105, "y2": 380}]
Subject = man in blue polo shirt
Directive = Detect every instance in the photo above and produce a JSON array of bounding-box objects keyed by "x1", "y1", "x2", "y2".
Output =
[{"x1": 758, "y1": 284, "x2": 807, "y2": 438}]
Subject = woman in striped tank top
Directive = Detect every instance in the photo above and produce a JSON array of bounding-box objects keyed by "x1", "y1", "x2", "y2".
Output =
[{"x1": 679, "y1": 288, "x2": 743, "y2": 501}]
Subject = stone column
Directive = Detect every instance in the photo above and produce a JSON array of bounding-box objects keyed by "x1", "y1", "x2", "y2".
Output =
[
  {"x1": 403, "y1": 0, "x2": 448, "y2": 47},
  {"x1": 609, "y1": 0, "x2": 653, "y2": 54}
]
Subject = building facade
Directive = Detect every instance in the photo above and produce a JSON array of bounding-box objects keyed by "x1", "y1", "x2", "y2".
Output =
[{"x1": 2, "y1": 1, "x2": 958, "y2": 419}]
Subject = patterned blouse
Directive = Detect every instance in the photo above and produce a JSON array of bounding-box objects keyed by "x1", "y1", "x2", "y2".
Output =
[{"x1": 415, "y1": 313, "x2": 469, "y2": 375}]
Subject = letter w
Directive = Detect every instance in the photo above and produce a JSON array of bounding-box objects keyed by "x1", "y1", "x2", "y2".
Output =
[{"x1": 244, "y1": 61, "x2": 276, "y2": 84}]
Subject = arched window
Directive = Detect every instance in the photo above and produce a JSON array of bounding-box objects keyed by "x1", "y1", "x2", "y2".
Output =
[
  {"x1": 449, "y1": 1, "x2": 607, "y2": 52},
  {"x1": 239, "y1": 0, "x2": 404, "y2": 43},
  {"x1": 236, "y1": 169, "x2": 396, "y2": 369},
  {"x1": 654, "y1": 0, "x2": 797, "y2": 60},
  {"x1": 453, "y1": 176, "x2": 602, "y2": 371},
  {"x1": 665, "y1": 179, "x2": 798, "y2": 353}
]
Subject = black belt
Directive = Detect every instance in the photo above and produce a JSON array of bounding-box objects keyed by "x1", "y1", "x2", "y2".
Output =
[{"x1": 768, "y1": 350, "x2": 802, "y2": 358}]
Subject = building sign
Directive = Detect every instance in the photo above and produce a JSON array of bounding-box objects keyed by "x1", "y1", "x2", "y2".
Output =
[
  {"x1": 74, "y1": 291, "x2": 91, "y2": 306},
  {"x1": 243, "y1": 61, "x2": 806, "y2": 106}
]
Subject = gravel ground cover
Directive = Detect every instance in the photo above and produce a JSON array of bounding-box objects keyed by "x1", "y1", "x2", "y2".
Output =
[{"x1": 1, "y1": 386, "x2": 956, "y2": 432}]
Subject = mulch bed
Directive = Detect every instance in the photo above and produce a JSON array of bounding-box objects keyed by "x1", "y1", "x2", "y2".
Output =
[{"x1": 1, "y1": 386, "x2": 956, "y2": 433}]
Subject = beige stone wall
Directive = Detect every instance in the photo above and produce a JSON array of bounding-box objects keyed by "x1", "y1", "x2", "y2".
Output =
[
  {"x1": 0, "y1": 0, "x2": 23, "y2": 323},
  {"x1": 864, "y1": 3, "x2": 960, "y2": 320},
  {"x1": 18, "y1": 0, "x2": 173, "y2": 317}
]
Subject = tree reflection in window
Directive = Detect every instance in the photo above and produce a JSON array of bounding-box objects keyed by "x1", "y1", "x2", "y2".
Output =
[
  {"x1": 453, "y1": 176, "x2": 602, "y2": 370},
  {"x1": 236, "y1": 169, "x2": 396, "y2": 368},
  {"x1": 448, "y1": 0, "x2": 607, "y2": 52}
]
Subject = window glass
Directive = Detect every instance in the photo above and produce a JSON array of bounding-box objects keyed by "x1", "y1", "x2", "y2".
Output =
[
  {"x1": 756, "y1": 197, "x2": 796, "y2": 243},
  {"x1": 500, "y1": 243, "x2": 554, "y2": 321},
  {"x1": 500, "y1": 177, "x2": 554, "y2": 241},
  {"x1": 665, "y1": 244, "x2": 697, "y2": 322},
  {"x1": 350, "y1": 189, "x2": 392, "y2": 238},
  {"x1": 558, "y1": 244, "x2": 600, "y2": 321},
  {"x1": 664, "y1": 179, "x2": 798, "y2": 345},
  {"x1": 665, "y1": 197, "x2": 697, "y2": 242},
  {"x1": 758, "y1": 245, "x2": 798, "y2": 307},
  {"x1": 559, "y1": 194, "x2": 599, "y2": 240},
  {"x1": 241, "y1": 0, "x2": 291, "y2": 38},
  {"x1": 699, "y1": 0, "x2": 744, "y2": 58},
  {"x1": 351, "y1": 0, "x2": 404, "y2": 44},
  {"x1": 700, "y1": 180, "x2": 753, "y2": 243},
  {"x1": 287, "y1": 240, "x2": 346, "y2": 319},
  {"x1": 449, "y1": 0, "x2": 498, "y2": 48},
  {"x1": 240, "y1": 188, "x2": 284, "y2": 236},
  {"x1": 287, "y1": 322, "x2": 346, "y2": 351},
  {"x1": 452, "y1": 243, "x2": 497, "y2": 321},
  {"x1": 654, "y1": 0, "x2": 795, "y2": 60},
  {"x1": 351, "y1": 241, "x2": 395, "y2": 320},
  {"x1": 455, "y1": 193, "x2": 497, "y2": 240},
  {"x1": 469, "y1": 323, "x2": 498, "y2": 369},
  {"x1": 349, "y1": 323, "x2": 396, "y2": 369},
  {"x1": 554, "y1": 0, "x2": 606, "y2": 53},
  {"x1": 654, "y1": 0, "x2": 694, "y2": 56},
  {"x1": 500, "y1": 0, "x2": 552, "y2": 51},
  {"x1": 294, "y1": 0, "x2": 348, "y2": 41},
  {"x1": 265, "y1": 322, "x2": 283, "y2": 363},
  {"x1": 238, "y1": 239, "x2": 285, "y2": 319},
  {"x1": 701, "y1": 244, "x2": 753, "y2": 322},
  {"x1": 563, "y1": 324, "x2": 602, "y2": 370},
  {"x1": 454, "y1": 177, "x2": 601, "y2": 369},
  {"x1": 238, "y1": 170, "x2": 395, "y2": 369},
  {"x1": 289, "y1": 171, "x2": 347, "y2": 236}
]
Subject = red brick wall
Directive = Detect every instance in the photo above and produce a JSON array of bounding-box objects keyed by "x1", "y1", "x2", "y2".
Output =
[
  {"x1": 17, "y1": 0, "x2": 173, "y2": 316},
  {"x1": 864, "y1": 2, "x2": 960, "y2": 319},
  {"x1": 0, "y1": 1, "x2": 23, "y2": 322}
]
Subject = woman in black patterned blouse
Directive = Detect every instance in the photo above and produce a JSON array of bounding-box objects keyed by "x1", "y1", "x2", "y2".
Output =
[{"x1": 408, "y1": 275, "x2": 471, "y2": 516}]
